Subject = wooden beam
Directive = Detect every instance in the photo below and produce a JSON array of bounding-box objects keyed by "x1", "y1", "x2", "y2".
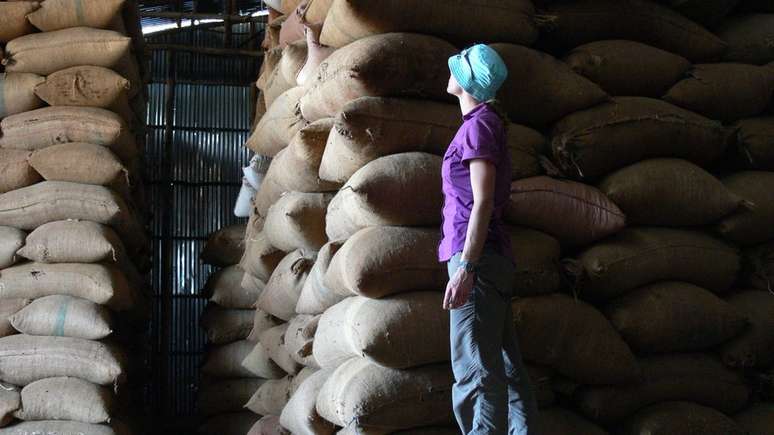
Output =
[
  {"x1": 145, "y1": 43, "x2": 263, "y2": 57},
  {"x1": 140, "y1": 11, "x2": 264, "y2": 22}
]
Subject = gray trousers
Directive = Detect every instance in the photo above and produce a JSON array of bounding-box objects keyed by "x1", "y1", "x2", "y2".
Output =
[{"x1": 448, "y1": 250, "x2": 540, "y2": 435}]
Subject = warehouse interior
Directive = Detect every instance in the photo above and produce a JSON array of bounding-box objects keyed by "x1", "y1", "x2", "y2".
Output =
[{"x1": 1, "y1": 0, "x2": 774, "y2": 434}]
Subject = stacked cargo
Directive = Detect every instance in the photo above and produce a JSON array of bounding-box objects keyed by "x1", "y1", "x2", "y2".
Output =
[{"x1": 0, "y1": 0, "x2": 149, "y2": 434}]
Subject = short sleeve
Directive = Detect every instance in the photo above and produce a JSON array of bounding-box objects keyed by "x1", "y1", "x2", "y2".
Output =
[{"x1": 460, "y1": 116, "x2": 501, "y2": 167}]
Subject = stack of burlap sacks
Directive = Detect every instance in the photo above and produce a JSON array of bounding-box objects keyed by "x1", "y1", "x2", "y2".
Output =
[
  {"x1": 0, "y1": 1, "x2": 149, "y2": 434},
  {"x1": 238, "y1": 0, "x2": 774, "y2": 433}
]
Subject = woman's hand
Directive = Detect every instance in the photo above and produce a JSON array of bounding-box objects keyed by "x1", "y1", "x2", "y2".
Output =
[{"x1": 443, "y1": 267, "x2": 475, "y2": 310}]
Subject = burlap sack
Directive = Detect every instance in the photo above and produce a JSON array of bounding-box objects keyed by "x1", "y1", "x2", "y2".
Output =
[
  {"x1": 734, "y1": 403, "x2": 774, "y2": 435},
  {"x1": 338, "y1": 426, "x2": 459, "y2": 435},
  {"x1": 201, "y1": 340, "x2": 259, "y2": 379},
  {"x1": 538, "y1": 0, "x2": 727, "y2": 62},
  {"x1": 620, "y1": 402, "x2": 746, "y2": 435},
  {"x1": 316, "y1": 358, "x2": 454, "y2": 431},
  {"x1": 3, "y1": 27, "x2": 131, "y2": 75},
  {"x1": 241, "y1": 340, "x2": 286, "y2": 379},
  {"x1": 551, "y1": 97, "x2": 733, "y2": 179},
  {"x1": 197, "y1": 412, "x2": 260, "y2": 435},
  {"x1": 15, "y1": 377, "x2": 113, "y2": 423},
  {"x1": 491, "y1": 43, "x2": 609, "y2": 128},
  {"x1": 304, "y1": 0, "x2": 332, "y2": 23},
  {"x1": 0, "y1": 2, "x2": 38, "y2": 43},
  {"x1": 265, "y1": 192, "x2": 332, "y2": 252},
  {"x1": 507, "y1": 226, "x2": 562, "y2": 297},
  {"x1": 205, "y1": 265, "x2": 257, "y2": 309},
  {"x1": 0, "y1": 107, "x2": 137, "y2": 162},
  {"x1": 604, "y1": 281, "x2": 747, "y2": 354},
  {"x1": 299, "y1": 33, "x2": 455, "y2": 122},
  {"x1": 289, "y1": 366, "x2": 316, "y2": 395},
  {"x1": 598, "y1": 158, "x2": 748, "y2": 226},
  {"x1": 257, "y1": 250, "x2": 314, "y2": 321},
  {"x1": 0, "y1": 421, "x2": 118, "y2": 435},
  {"x1": 264, "y1": 14, "x2": 287, "y2": 50},
  {"x1": 280, "y1": 368, "x2": 335, "y2": 435},
  {"x1": 664, "y1": 63, "x2": 774, "y2": 122},
  {"x1": 0, "y1": 298, "x2": 29, "y2": 338},
  {"x1": 34, "y1": 66, "x2": 130, "y2": 108},
  {"x1": 277, "y1": 2, "x2": 306, "y2": 48},
  {"x1": 297, "y1": 22, "x2": 335, "y2": 87},
  {"x1": 199, "y1": 304, "x2": 254, "y2": 345},
  {"x1": 0, "y1": 387, "x2": 20, "y2": 427},
  {"x1": 18, "y1": 220, "x2": 125, "y2": 265},
  {"x1": 0, "y1": 149, "x2": 41, "y2": 195},
  {"x1": 324, "y1": 226, "x2": 447, "y2": 299},
  {"x1": 319, "y1": 0, "x2": 537, "y2": 48},
  {"x1": 240, "y1": 231, "x2": 286, "y2": 282},
  {"x1": 29, "y1": 143, "x2": 129, "y2": 187},
  {"x1": 247, "y1": 415, "x2": 291, "y2": 435},
  {"x1": 246, "y1": 308, "x2": 282, "y2": 343},
  {"x1": 27, "y1": 0, "x2": 125, "y2": 31},
  {"x1": 667, "y1": 0, "x2": 740, "y2": 28},
  {"x1": 720, "y1": 290, "x2": 774, "y2": 368},
  {"x1": 0, "y1": 72, "x2": 45, "y2": 118},
  {"x1": 264, "y1": 62, "x2": 295, "y2": 109},
  {"x1": 259, "y1": 323, "x2": 300, "y2": 375},
  {"x1": 319, "y1": 97, "x2": 459, "y2": 183},
  {"x1": 279, "y1": 40, "x2": 308, "y2": 84},
  {"x1": 512, "y1": 294, "x2": 640, "y2": 385},
  {"x1": 735, "y1": 116, "x2": 774, "y2": 171},
  {"x1": 0, "y1": 335, "x2": 125, "y2": 386},
  {"x1": 505, "y1": 176, "x2": 625, "y2": 246},
  {"x1": 196, "y1": 378, "x2": 265, "y2": 416},
  {"x1": 744, "y1": 241, "x2": 774, "y2": 292},
  {"x1": 539, "y1": 408, "x2": 608, "y2": 435},
  {"x1": 576, "y1": 353, "x2": 749, "y2": 423},
  {"x1": 10, "y1": 295, "x2": 113, "y2": 340},
  {"x1": 564, "y1": 40, "x2": 691, "y2": 97},
  {"x1": 245, "y1": 87, "x2": 308, "y2": 156},
  {"x1": 284, "y1": 314, "x2": 320, "y2": 368},
  {"x1": 200, "y1": 223, "x2": 246, "y2": 267},
  {"x1": 241, "y1": 272, "x2": 265, "y2": 298},
  {"x1": 0, "y1": 263, "x2": 135, "y2": 311},
  {"x1": 571, "y1": 227, "x2": 740, "y2": 300},
  {"x1": 717, "y1": 14, "x2": 774, "y2": 65},
  {"x1": 717, "y1": 171, "x2": 774, "y2": 245},
  {"x1": 325, "y1": 153, "x2": 442, "y2": 241},
  {"x1": 257, "y1": 47, "x2": 284, "y2": 91},
  {"x1": 739, "y1": 0, "x2": 774, "y2": 12},
  {"x1": 296, "y1": 240, "x2": 346, "y2": 315},
  {"x1": 0, "y1": 227, "x2": 25, "y2": 269},
  {"x1": 245, "y1": 375, "x2": 293, "y2": 416},
  {"x1": 315, "y1": 292, "x2": 449, "y2": 370}
]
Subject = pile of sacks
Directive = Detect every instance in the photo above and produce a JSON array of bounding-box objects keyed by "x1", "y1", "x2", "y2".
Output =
[
  {"x1": 240, "y1": 0, "x2": 774, "y2": 433},
  {"x1": 0, "y1": 0, "x2": 149, "y2": 434}
]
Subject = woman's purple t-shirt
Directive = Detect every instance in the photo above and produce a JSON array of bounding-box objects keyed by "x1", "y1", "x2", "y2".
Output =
[{"x1": 438, "y1": 103, "x2": 513, "y2": 262}]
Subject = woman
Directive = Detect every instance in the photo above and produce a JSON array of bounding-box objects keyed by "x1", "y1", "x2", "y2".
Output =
[{"x1": 440, "y1": 44, "x2": 540, "y2": 435}]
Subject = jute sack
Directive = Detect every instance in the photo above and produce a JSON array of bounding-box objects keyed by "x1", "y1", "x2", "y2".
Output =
[
  {"x1": 29, "y1": 142, "x2": 129, "y2": 187},
  {"x1": 0, "y1": 299, "x2": 29, "y2": 338},
  {"x1": 575, "y1": 353, "x2": 749, "y2": 423},
  {"x1": 491, "y1": 43, "x2": 609, "y2": 128},
  {"x1": 550, "y1": 97, "x2": 733, "y2": 179},
  {"x1": 200, "y1": 223, "x2": 246, "y2": 267},
  {"x1": 264, "y1": 61, "x2": 295, "y2": 109},
  {"x1": 620, "y1": 402, "x2": 747, "y2": 435},
  {"x1": 0, "y1": 2, "x2": 38, "y2": 42},
  {"x1": 538, "y1": 0, "x2": 727, "y2": 62},
  {"x1": 0, "y1": 150, "x2": 41, "y2": 195},
  {"x1": 739, "y1": 0, "x2": 774, "y2": 12},
  {"x1": 27, "y1": 0, "x2": 125, "y2": 31},
  {"x1": 734, "y1": 403, "x2": 774, "y2": 435},
  {"x1": 15, "y1": 377, "x2": 112, "y2": 423},
  {"x1": 296, "y1": 240, "x2": 346, "y2": 315},
  {"x1": 0, "y1": 263, "x2": 135, "y2": 311},
  {"x1": 201, "y1": 340, "x2": 260, "y2": 379},
  {"x1": 0, "y1": 335, "x2": 125, "y2": 386},
  {"x1": 0, "y1": 421, "x2": 118, "y2": 435},
  {"x1": 279, "y1": 40, "x2": 308, "y2": 85},
  {"x1": 325, "y1": 153, "x2": 443, "y2": 241},
  {"x1": 563, "y1": 40, "x2": 691, "y2": 97},
  {"x1": 666, "y1": 0, "x2": 740, "y2": 28},
  {"x1": 198, "y1": 412, "x2": 260, "y2": 435},
  {"x1": 0, "y1": 387, "x2": 20, "y2": 427},
  {"x1": 257, "y1": 47, "x2": 284, "y2": 91},
  {"x1": 539, "y1": 408, "x2": 608, "y2": 435},
  {"x1": 284, "y1": 314, "x2": 320, "y2": 368},
  {"x1": 735, "y1": 116, "x2": 774, "y2": 170},
  {"x1": 241, "y1": 340, "x2": 287, "y2": 379},
  {"x1": 319, "y1": 97, "x2": 459, "y2": 183},
  {"x1": 314, "y1": 292, "x2": 449, "y2": 370},
  {"x1": 34, "y1": 66, "x2": 130, "y2": 108},
  {"x1": 570, "y1": 227, "x2": 740, "y2": 300},
  {"x1": 663, "y1": 63, "x2": 774, "y2": 122},
  {"x1": 507, "y1": 226, "x2": 562, "y2": 297},
  {"x1": 290, "y1": 366, "x2": 317, "y2": 395},
  {"x1": 338, "y1": 426, "x2": 459, "y2": 435},
  {"x1": 241, "y1": 272, "x2": 266, "y2": 300},
  {"x1": 199, "y1": 304, "x2": 254, "y2": 345},
  {"x1": 299, "y1": 33, "x2": 456, "y2": 122},
  {"x1": 257, "y1": 250, "x2": 315, "y2": 321},
  {"x1": 265, "y1": 192, "x2": 332, "y2": 252},
  {"x1": 319, "y1": 0, "x2": 537, "y2": 48},
  {"x1": 0, "y1": 106, "x2": 137, "y2": 162},
  {"x1": 240, "y1": 231, "x2": 286, "y2": 282},
  {"x1": 248, "y1": 415, "x2": 290, "y2": 435},
  {"x1": 324, "y1": 226, "x2": 447, "y2": 299},
  {"x1": 260, "y1": 323, "x2": 300, "y2": 375},
  {"x1": 264, "y1": 14, "x2": 287, "y2": 50},
  {"x1": 603, "y1": 281, "x2": 747, "y2": 354},
  {"x1": 18, "y1": 221, "x2": 125, "y2": 265},
  {"x1": 717, "y1": 171, "x2": 774, "y2": 245},
  {"x1": 316, "y1": 358, "x2": 454, "y2": 431},
  {"x1": 305, "y1": 0, "x2": 332, "y2": 23},
  {"x1": 0, "y1": 72, "x2": 45, "y2": 118},
  {"x1": 720, "y1": 290, "x2": 774, "y2": 368},
  {"x1": 3, "y1": 27, "x2": 131, "y2": 75},
  {"x1": 505, "y1": 176, "x2": 625, "y2": 246},
  {"x1": 744, "y1": 241, "x2": 774, "y2": 291},
  {"x1": 245, "y1": 87, "x2": 308, "y2": 156},
  {"x1": 717, "y1": 14, "x2": 774, "y2": 65},
  {"x1": 205, "y1": 265, "x2": 257, "y2": 309},
  {"x1": 196, "y1": 378, "x2": 265, "y2": 417},
  {"x1": 245, "y1": 375, "x2": 293, "y2": 416},
  {"x1": 278, "y1": 3, "x2": 307, "y2": 48},
  {"x1": 280, "y1": 368, "x2": 335, "y2": 435},
  {"x1": 247, "y1": 308, "x2": 282, "y2": 342},
  {"x1": 297, "y1": 23, "x2": 336, "y2": 87},
  {"x1": 597, "y1": 158, "x2": 748, "y2": 226},
  {"x1": 10, "y1": 295, "x2": 113, "y2": 340},
  {"x1": 0, "y1": 227, "x2": 25, "y2": 269},
  {"x1": 512, "y1": 294, "x2": 640, "y2": 385}
]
